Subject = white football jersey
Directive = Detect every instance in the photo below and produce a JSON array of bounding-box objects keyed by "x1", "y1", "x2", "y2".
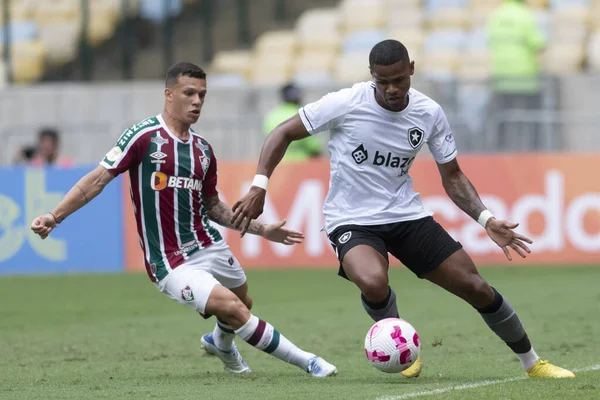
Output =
[{"x1": 299, "y1": 82, "x2": 457, "y2": 234}]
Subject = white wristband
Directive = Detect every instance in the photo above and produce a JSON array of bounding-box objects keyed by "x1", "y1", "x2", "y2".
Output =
[
  {"x1": 477, "y1": 209, "x2": 494, "y2": 228},
  {"x1": 252, "y1": 174, "x2": 269, "y2": 190}
]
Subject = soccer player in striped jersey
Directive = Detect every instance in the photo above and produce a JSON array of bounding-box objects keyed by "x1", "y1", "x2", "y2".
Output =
[{"x1": 30, "y1": 62, "x2": 337, "y2": 378}]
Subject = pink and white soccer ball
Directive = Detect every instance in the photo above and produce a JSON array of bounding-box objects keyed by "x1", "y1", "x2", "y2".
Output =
[{"x1": 364, "y1": 317, "x2": 421, "y2": 373}]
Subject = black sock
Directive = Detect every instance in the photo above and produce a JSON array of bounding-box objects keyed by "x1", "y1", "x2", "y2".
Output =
[
  {"x1": 361, "y1": 286, "x2": 399, "y2": 322},
  {"x1": 476, "y1": 287, "x2": 532, "y2": 354}
]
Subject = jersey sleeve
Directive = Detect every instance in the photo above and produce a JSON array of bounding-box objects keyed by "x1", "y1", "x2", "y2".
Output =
[
  {"x1": 99, "y1": 128, "x2": 146, "y2": 176},
  {"x1": 427, "y1": 106, "x2": 458, "y2": 164},
  {"x1": 298, "y1": 87, "x2": 353, "y2": 135},
  {"x1": 202, "y1": 144, "x2": 219, "y2": 197}
]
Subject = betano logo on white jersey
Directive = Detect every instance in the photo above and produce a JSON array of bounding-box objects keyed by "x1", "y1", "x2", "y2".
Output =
[{"x1": 298, "y1": 82, "x2": 458, "y2": 233}]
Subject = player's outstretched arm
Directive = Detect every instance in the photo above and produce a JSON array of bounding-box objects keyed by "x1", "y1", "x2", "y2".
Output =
[
  {"x1": 231, "y1": 114, "x2": 310, "y2": 236},
  {"x1": 437, "y1": 158, "x2": 532, "y2": 260},
  {"x1": 30, "y1": 165, "x2": 115, "y2": 239},
  {"x1": 205, "y1": 195, "x2": 304, "y2": 244},
  {"x1": 437, "y1": 158, "x2": 486, "y2": 221}
]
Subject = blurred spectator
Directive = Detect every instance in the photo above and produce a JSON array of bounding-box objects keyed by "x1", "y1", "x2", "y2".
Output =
[
  {"x1": 487, "y1": 0, "x2": 546, "y2": 150},
  {"x1": 12, "y1": 145, "x2": 37, "y2": 165},
  {"x1": 29, "y1": 128, "x2": 74, "y2": 168},
  {"x1": 263, "y1": 83, "x2": 322, "y2": 161}
]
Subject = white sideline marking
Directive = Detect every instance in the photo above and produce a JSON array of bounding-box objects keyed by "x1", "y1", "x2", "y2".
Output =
[{"x1": 376, "y1": 364, "x2": 600, "y2": 400}]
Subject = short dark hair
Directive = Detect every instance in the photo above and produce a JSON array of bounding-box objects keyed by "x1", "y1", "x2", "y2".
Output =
[
  {"x1": 281, "y1": 82, "x2": 301, "y2": 103},
  {"x1": 369, "y1": 40, "x2": 410, "y2": 67},
  {"x1": 165, "y1": 62, "x2": 206, "y2": 87},
  {"x1": 38, "y1": 128, "x2": 59, "y2": 144}
]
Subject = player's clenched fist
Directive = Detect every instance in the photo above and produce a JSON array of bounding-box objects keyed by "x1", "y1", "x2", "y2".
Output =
[
  {"x1": 30, "y1": 214, "x2": 57, "y2": 240},
  {"x1": 231, "y1": 186, "x2": 266, "y2": 237}
]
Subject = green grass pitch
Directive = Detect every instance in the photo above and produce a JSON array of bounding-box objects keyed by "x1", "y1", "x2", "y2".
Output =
[{"x1": 1, "y1": 266, "x2": 599, "y2": 399}]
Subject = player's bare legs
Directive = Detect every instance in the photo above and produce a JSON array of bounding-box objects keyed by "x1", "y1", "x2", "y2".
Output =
[
  {"x1": 201, "y1": 282, "x2": 255, "y2": 372},
  {"x1": 204, "y1": 285, "x2": 337, "y2": 377},
  {"x1": 342, "y1": 245, "x2": 390, "y2": 304},
  {"x1": 342, "y1": 245, "x2": 421, "y2": 377},
  {"x1": 203, "y1": 282, "x2": 252, "y2": 350},
  {"x1": 422, "y1": 249, "x2": 494, "y2": 308},
  {"x1": 230, "y1": 282, "x2": 253, "y2": 310},
  {"x1": 209, "y1": 282, "x2": 253, "y2": 350},
  {"x1": 423, "y1": 249, "x2": 574, "y2": 378}
]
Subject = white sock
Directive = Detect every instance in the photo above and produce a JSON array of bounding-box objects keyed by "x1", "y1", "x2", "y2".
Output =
[
  {"x1": 517, "y1": 348, "x2": 539, "y2": 371},
  {"x1": 235, "y1": 315, "x2": 314, "y2": 370},
  {"x1": 212, "y1": 319, "x2": 235, "y2": 351}
]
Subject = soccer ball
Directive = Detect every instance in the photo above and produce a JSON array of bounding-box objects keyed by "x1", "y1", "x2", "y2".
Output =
[{"x1": 364, "y1": 317, "x2": 420, "y2": 373}]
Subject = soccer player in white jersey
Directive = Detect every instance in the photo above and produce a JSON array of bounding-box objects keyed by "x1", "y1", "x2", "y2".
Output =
[
  {"x1": 30, "y1": 62, "x2": 337, "y2": 378},
  {"x1": 232, "y1": 41, "x2": 574, "y2": 379}
]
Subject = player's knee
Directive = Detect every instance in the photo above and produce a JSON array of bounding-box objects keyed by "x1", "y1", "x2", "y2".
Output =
[
  {"x1": 465, "y1": 275, "x2": 494, "y2": 308},
  {"x1": 357, "y1": 273, "x2": 389, "y2": 302},
  {"x1": 218, "y1": 297, "x2": 250, "y2": 328},
  {"x1": 241, "y1": 294, "x2": 253, "y2": 310}
]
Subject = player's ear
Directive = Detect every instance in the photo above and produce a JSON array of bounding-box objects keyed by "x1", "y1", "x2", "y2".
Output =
[
  {"x1": 164, "y1": 87, "x2": 173, "y2": 102},
  {"x1": 409, "y1": 61, "x2": 415, "y2": 76}
]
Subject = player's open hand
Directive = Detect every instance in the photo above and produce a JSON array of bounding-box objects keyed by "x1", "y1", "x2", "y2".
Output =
[
  {"x1": 30, "y1": 214, "x2": 57, "y2": 240},
  {"x1": 260, "y1": 219, "x2": 305, "y2": 245},
  {"x1": 231, "y1": 186, "x2": 267, "y2": 237},
  {"x1": 485, "y1": 219, "x2": 533, "y2": 261}
]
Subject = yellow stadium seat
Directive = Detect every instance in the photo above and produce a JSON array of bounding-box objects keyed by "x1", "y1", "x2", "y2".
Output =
[
  {"x1": 211, "y1": 50, "x2": 253, "y2": 78},
  {"x1": 251, "y1": 67, "x2": 292, "y2": 85},
  {"x1": 468, "y1": 7, "x2": 496, "y2": 28},
  {"x1": 387, "y1": 0, "x2": 423, "y2": 9},
  {"x1": 295, "y1": 8, "x2": 339, "y2": 39},
  {"x1": 294, "y1": 50, "x2": 337, "y2": 75},
  {"x1": 0, "y1": 1, "x2": 34, "y2": 24},
  {"x1": 38, "y1": 20, "x2": 81, "y2": 66},
  {"x1": 34, "y1": 0, "x2": 80, "y2": 24},
  {"x1": 470, "y1": 0, "x2": 503, "y2": 8},
  {"x1": 255, "y1": 30, "x2": 298, "y2": 55},
  {"x1": 298, "y1": 32, "x2": 341, "y2": 53},
  {"x1": 87, "y1": 18, "x2": 115, "y2": 47},
  {"x1": 0, "y1": 40, "x2": 47, "y2": 83},
  {"x1": 543, "y1": 44, "x2": 585, "y2": 75},
  {"x1": 90, "y1": 0, "x2": 121, "y2": 23},
  {"x1": 86, "y1": 1, "x2": 120, "y2": 47},
  {"x1": 524, "y1": 0, "x2": 548, "y2": 8},
  {"x1": 387, "y1": 28, "x2": 424, "y2": 56},
  {"x1": 428, "y1": 8, "x2": 471, "y2": 31},
  {"x1": 340, "y1": 0, "x2": 386, "y2": 34},
  {"x1": 295, "y1": 8, "x2": 341, "y2": 53},
  {"x1": 387, "y1": 9, "x2": 425, "y2": 30},
  {"x1": 251, "y1": 51, "x2": 294, "y2": 84},
  {"x1": 591, "y1": 11, "x2": 600, "y2": 30}
]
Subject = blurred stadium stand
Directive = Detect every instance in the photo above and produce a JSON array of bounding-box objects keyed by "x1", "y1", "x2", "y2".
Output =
[{"x1": 0, "y1": 0, "x2": 599, "y2": 165}]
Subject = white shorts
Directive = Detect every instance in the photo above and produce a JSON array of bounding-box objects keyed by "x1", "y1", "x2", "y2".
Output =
[{"x1": 155, "y1": 242, "x2": 246, "y2": 314}]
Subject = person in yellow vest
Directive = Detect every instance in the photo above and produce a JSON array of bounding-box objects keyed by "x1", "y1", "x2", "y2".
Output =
[
  {"x1": 487, "y1": 0, "x2": 546, "y2": 150},
  {"x1": 263, "y1": 83, "x2": 322, "y2": 161}
]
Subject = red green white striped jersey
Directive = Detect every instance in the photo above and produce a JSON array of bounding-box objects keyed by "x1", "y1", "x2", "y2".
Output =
[{"x1": 100, "y1": 114, "x2": 223, "y2": 282}]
